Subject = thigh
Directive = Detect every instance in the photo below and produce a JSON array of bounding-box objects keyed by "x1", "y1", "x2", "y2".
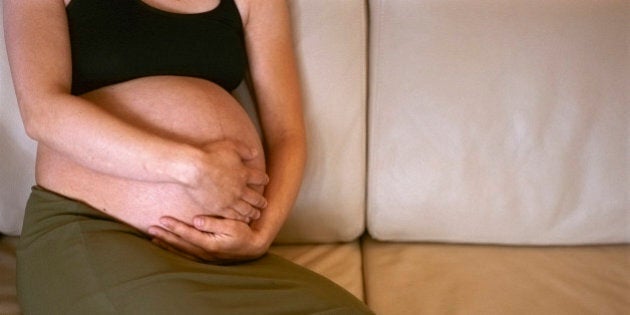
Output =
[{"x1": 17, "y1": 187, "x2": 373, "y2": 315}]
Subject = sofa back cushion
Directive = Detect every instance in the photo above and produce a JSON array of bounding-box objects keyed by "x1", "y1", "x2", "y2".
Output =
[
  {"x1": 367, "y1": 0, "x2": 629, "y2": 244},
  {"x1": 0, "y1": 1, "x2": 368, "y2": 242}
]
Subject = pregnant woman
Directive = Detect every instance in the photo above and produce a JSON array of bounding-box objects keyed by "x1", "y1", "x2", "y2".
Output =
[{"x1": 4, "y1": 0, "x2": 373, "y2": 314}]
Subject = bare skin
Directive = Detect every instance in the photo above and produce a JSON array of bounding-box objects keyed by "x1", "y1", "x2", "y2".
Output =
[
  {"x1": 36, "y1": 76, "x2": 266, "y2": 232},
  {"x1": 4, "y1": 0, "x2": 306, "y2": 262}
]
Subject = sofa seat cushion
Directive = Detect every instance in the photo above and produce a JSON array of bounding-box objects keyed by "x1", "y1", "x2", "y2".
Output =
[
  {"x1": 0, "y1": 236, "x2": 19, "y2": 315},
  {"x1": 270, "y1": 241, "x2": 365, "y2": 301},
  {"x1": 362, "y1": 237, "x2": 630, "y2": 315}
]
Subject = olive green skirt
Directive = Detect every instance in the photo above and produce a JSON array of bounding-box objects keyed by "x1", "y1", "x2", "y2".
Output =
[{"x1": 17, "y1": 187, "x2": 373, "y2": 315}]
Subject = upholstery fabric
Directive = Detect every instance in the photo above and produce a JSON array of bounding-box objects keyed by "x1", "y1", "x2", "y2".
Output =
[
  {"x1": 367, "y1": 0, "x2": 629, "y2": 244},
  {"x1": 362, "y1": 237, "x2": 630, "y2": 315}
]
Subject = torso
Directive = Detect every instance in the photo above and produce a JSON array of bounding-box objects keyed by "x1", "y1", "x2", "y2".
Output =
[
  {"x1": 37, "y1": 0, "x2": 261, "y2": 231},
  {"x1": 36, "y1": 76, "x2": 264, "y2": 232}
]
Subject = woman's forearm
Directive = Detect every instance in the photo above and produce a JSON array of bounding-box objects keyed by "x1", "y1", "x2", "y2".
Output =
[
  {"x1": 251, "y1": 132, "x2": 307, "y2": 247},
  {"x1": 26, "y1": 93, "x2": 202, "y2": 186}
]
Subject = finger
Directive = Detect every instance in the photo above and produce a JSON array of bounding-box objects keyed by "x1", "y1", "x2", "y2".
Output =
[
  {"x1": 246, "y1": 169, "x2": 269, "y2": 186},
  {"x1": 230, "y1": 199, "x2": 261, "y2": 220},
  {"x1": 229, "y1": 140, "x2": 258, "y2": 161},
  {"x1": 192, "y1": 216, "x2": 241, "y2": 234},
  {"x1": 159, "y1": 217, "x2": 222, "y2": 251},
  {"x1": 218, "y1": 208, "x2": 251, "y2": 223},
  {"x1": 241, "y1": 187, "x2": 267, "y2": 210}
]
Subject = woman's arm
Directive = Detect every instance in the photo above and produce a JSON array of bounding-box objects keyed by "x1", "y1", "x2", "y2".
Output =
[
  {"x1": 244, "y1": 0, "x2": 306, "y2": 246},
  {"x1": 149, "y1": 0, "x2": 306, "y2": 261},
  {"x1": 3, "y1": 0, "x2": 267, "y2": 222}
]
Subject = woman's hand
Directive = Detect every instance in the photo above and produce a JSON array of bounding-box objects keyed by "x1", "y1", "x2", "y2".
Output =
[
  {"x1": 186, "y1": 140, "x2": 269, "y2": 223},
  {"x1": 148, "y1": 215, "x2": 271, "y2": 263}
]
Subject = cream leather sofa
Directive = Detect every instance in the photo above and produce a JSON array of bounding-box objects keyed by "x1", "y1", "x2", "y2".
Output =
[{"x1": 1, "y1": 1, "x2": 629, "y2": 314}]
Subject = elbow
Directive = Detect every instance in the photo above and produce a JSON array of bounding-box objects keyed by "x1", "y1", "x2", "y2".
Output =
[
  {"x1": 15, "y1": 97, "x2": 49, "y2": 142},
  {"x1": 17, "y1": 106, "x2": 39, "y2": 141},
  {"x1": 22, "y1": 117, "x2": 41, "y2": 141},
  {"x1": 19, "y1": 107, "x2": 38, "y2": 141},
  {"x1": 12, "y1": 84, "x2": 71, "y2": 143}
]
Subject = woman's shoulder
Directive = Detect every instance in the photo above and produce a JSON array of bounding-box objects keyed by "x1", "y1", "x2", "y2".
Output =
[
  {"x1": 235, "y1": 0, "x2": 289, "y2": 29},
  {"x1": 233, "y1": 0, "x2": 251, "y2": 26}
]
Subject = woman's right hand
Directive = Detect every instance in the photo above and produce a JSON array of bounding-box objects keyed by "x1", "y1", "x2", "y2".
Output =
[{"x1": 185, "y1": 140, "x2": 269, "y2": 223}]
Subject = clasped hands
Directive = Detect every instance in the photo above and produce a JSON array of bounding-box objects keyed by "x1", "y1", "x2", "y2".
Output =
[{"x1": 148, "y1": 140, "x2": 271, "y2": 263}]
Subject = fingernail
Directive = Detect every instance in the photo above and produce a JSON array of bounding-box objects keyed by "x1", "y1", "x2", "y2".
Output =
[
  {"x1": 148, "y1": 227, "x2": 158, "y2": 236},
  {"x1": 194, "y1": 217, "x2": 204, "y2": 227},
  {"x1": 159, "y1": 218, "x2": 172, "y2": 228}
]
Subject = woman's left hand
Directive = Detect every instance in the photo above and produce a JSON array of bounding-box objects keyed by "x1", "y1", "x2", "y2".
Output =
[{"x1": 148, "y1": 216, "x2": 271, "y2": 263}]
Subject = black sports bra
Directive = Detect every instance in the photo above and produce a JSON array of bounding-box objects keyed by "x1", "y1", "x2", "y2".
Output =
[{"x1": 66, "y1": 0, "x2": 247, "y2": 95}]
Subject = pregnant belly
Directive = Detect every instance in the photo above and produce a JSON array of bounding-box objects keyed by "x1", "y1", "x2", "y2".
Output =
[{"x1": 35, "y1": 76, "x2": 264, "y2": 232}]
